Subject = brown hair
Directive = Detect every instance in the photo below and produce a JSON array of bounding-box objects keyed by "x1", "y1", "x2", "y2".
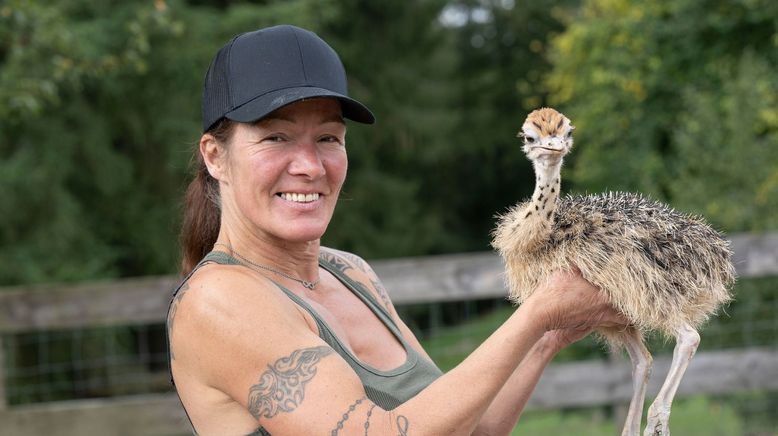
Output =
[{"x1": 179, "y1": 118, "x2": 236, "y2": 275}]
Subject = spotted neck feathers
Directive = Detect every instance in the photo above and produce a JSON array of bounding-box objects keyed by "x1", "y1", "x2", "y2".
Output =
[{"x1": 521, "y1": 159, "x2": 562, "y2": 246}]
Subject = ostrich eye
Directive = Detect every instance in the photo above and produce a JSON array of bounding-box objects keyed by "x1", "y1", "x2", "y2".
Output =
[{"x1": 526, "y1": 136, "x2": 536, "y2": 144}]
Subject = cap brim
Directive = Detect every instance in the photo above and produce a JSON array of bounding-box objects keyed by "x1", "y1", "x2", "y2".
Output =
[{"x1": 225, "y1": 86, "x2": 375, "y2": 126}]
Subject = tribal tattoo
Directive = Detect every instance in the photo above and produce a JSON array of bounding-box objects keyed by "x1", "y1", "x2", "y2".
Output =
[
  {"x1": 368, "y1": 276, "x2": 393, "y2": 312},
  {"x1": 166, "y1": 282, "x2": 190, "y2": 360},
  {"x1": 339, "y1": 251, "x2": 369, "y2": 272},
  {"x1": 247, "y1": 345, "x2": 334, "y2": 419},
  {"x1": 320, "y1": 250, "x2": 394, "y2": 313},
  {"x1": 319, "y1": 250, "x2": 355, "y2": 274}
]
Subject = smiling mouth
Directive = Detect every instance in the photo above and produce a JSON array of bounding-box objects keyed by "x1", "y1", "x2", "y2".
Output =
[{"x1": 278, "y1": 192, "x2": 320, "y2": 203}]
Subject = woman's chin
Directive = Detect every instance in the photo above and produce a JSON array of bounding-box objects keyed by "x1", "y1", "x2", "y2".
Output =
[{"x1": 275, "y1": 222, "x2": 330, "y2": 244}]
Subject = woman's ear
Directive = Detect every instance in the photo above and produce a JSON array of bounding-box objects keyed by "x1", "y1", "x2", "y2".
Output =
[{"x1": 200, "y1": 134, "x2": 228, "y2": 182}]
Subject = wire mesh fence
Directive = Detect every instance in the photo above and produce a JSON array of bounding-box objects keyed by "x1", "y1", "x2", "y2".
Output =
[
  {"x1": 3, "y1": 324, "x2": 169, "y2": 405},
  {"x1": 0, "y1": 266, "x2": 776, "y2": 435}
]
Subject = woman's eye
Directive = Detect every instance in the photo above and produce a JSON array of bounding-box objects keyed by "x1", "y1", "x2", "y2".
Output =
[
  {"x1": 264, "y1": 135, "x2": 285, "y2": 143},
  {"x1": 319, "y1": 135, "x2": 342, "y2": 144}
]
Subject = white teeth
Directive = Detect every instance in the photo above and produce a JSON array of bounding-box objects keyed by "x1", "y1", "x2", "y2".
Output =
[{"x1": 280, "y1": 192, "x2": 319, "y2": 203}]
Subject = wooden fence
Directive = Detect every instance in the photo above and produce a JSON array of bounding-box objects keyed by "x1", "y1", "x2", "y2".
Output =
[{"x1": 0, "y1": 232, "x2": 776, "y2": 435}]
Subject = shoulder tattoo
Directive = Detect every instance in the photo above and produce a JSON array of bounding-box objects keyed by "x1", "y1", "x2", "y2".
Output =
[
  {"x1": 320, "y1": 250, "x2": 355, "y2": 274},
  {"x1": 367, "y1": 276, "x2": 393, "y2": 312},
  {"x1": 321, "y1": 250, "x2": 394, "y2": 313},
  {"x1": 248, "y1": 345, "x2": 334, "y2": 420},
  {"x1": 166, "y1": 282, "x2": 190, "y2": 360},
  {"x1": 339, "y1": 251, "x2": 369, "y2": 272}
]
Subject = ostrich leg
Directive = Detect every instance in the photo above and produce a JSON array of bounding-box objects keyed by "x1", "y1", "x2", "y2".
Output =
[
  {"x1": 620, "y1": 329, "x2": 653, "y2": 436},
  {"x1": 644, "y1": 323, "x2": 700, "y2": 436}
]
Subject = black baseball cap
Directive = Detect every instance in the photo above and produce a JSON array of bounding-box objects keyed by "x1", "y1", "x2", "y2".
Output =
[{"x1": 202, "y1": 25, "x2": 375, "y2": 132}]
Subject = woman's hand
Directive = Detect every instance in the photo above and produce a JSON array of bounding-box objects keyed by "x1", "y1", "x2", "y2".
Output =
[{"x1": 525, "y1": 267, "x2": 630, "y2": 339}]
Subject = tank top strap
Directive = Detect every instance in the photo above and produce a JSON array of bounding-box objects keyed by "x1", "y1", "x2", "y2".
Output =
[{"x1": 170, "y1": 251, "x2": 239, "y2": 298}]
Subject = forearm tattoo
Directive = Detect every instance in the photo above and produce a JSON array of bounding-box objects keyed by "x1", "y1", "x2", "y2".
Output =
[
  {"x1": 363, "y1": 403, "x2": 376, "y2": 435},
  {"x1": 330, "y1": 396, "x2": 366, "y2": 435},
  {"x1": 247, "y1": 345, "x2": 334, "y2": 419},
  {"x1": 396, "y1": 415, "x2": 410, "y2": 436},
  {"x1": 331, "y1": 400, "x2": 410, "y2": 436}
]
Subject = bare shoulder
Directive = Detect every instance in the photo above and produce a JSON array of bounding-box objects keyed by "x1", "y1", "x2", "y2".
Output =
[
  {"x1": 167, "y1": 262, "x2": 380, "y2": 434},
  {"x1": 167, "y1": 263, "x2": 312, "y2": 370},
  {"x1": 169, "y1": 263, "x2": 297, "y2": 326}
]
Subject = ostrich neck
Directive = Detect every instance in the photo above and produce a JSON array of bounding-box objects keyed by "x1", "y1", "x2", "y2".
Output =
[{"x1": 528, "y1": 159, "x2": 562, "y2": 223}]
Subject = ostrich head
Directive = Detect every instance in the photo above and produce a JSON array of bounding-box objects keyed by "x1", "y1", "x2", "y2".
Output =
[{"x1": 518, "y1": 108, "x2": 574, "y2": 165}]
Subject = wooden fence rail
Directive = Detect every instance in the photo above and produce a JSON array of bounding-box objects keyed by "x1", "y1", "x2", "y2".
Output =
[
  {"x1": 1, "y1": 232, "x2": 776, "y2": 333},
  {"x1": 0, "y1": 231, "x2": 776, "y2": 434}
]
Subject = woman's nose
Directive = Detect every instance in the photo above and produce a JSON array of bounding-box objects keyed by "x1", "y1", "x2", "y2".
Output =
[{"x1": 288, "y1": 140, "x2": 326, "y2": 178}]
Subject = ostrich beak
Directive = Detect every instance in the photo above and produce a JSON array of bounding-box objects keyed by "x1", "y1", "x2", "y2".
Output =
[{"x1": 531, "y1": 137, "x2": 568, "y2": 156}]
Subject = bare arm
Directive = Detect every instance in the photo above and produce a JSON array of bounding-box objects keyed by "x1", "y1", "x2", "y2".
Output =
[
  {"x1": 169, "y1": 258, "x2": 624, "y2": 435},
  {"x1": 320, "y1": 250, "x2": 624, "y2": 435},
  {"x1": 473, "y1": 331, "x2": 577, "y2": 435}
]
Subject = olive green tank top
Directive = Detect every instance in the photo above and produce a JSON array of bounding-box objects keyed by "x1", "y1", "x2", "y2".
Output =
[{"x1": 168, "y1": 251, "x2": 442, "y2": 434}]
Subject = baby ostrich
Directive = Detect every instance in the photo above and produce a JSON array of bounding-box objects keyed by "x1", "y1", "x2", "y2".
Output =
[{"x1": 492, "y1": 108, "x2": 735, "y2": 436}]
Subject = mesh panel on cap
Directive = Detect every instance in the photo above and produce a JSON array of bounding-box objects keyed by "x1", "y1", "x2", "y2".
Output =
[{"x1": 202, "y1": 42, "x2": 233, "y2": 132}]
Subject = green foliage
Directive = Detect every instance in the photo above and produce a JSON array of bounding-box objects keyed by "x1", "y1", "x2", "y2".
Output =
[
  {"x1": 319, "y1": 0, "x2": 459, "y2": 257},
  {"x1": 409, "y1": 0, "x2": 579, "y2": 254},
  {"x1": 671, "y1": 52, "x2": 778, "y2": 231},
  {"x1": 0, "y1": 0, "x2": 190, "y2": 284},
  {"x1": 0, "y1": 0, "x2": 329, "y2": 284},
  {"x1": 547, "y1": 0, "x2": 778, "y2": 232},
  {"x1": 1, "y1": 0, "x2": 776, "y2": 285}
]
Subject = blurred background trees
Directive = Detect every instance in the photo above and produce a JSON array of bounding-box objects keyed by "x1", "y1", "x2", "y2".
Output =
[{"x1": 1, "y1": 0, "x2": 776, "y2": 286}]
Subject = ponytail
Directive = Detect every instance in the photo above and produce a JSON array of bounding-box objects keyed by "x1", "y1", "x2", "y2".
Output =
[{"x1": 179, "y1": 119, "x2": 235, "y2": 275}]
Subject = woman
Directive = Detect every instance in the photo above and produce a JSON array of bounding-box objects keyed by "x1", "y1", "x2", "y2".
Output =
[{"x1": 167, "y1": 24, "x2": 627, "y2": 435}]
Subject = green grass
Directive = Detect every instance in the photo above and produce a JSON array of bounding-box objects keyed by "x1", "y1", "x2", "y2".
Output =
[
  {"x1": 420, "y1": 305, "x2": 516, "y2": 370},
  {"x1": 511, "y1": 396, "x2": 749, "y2": 435},
  {"x1": 415, "y1": 301, "x2": 778, "y2": 435},
  {"x1": 419, "y1": 304, "x2": 608, "y2": 371}
]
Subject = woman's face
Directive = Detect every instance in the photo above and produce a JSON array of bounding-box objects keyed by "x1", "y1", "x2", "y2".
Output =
[{"x1": 218, "y1": 98, "x2": 348, "y2": 244}]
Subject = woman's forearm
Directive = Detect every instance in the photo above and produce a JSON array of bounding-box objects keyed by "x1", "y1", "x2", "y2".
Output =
[
  {"x1": 386, "y1": 300, "x2": 547, "y2": 436},
  {"x1": 473, "y1": 333, "x2": 561, "y2": 435}
]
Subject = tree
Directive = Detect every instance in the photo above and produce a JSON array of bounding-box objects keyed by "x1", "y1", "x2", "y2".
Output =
[
  {"x1": 546, "y1": 0, "x2": 778, "y2": 231},
  {"x1": 431, "y1": 0, "x2": 580, "y2": 251},
  {"x1": 0, "y1": 0, "x2": 325, "y2": 285},
  {"x1": 316, "y1": 0, "x2": 458, "y2": 257}
]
